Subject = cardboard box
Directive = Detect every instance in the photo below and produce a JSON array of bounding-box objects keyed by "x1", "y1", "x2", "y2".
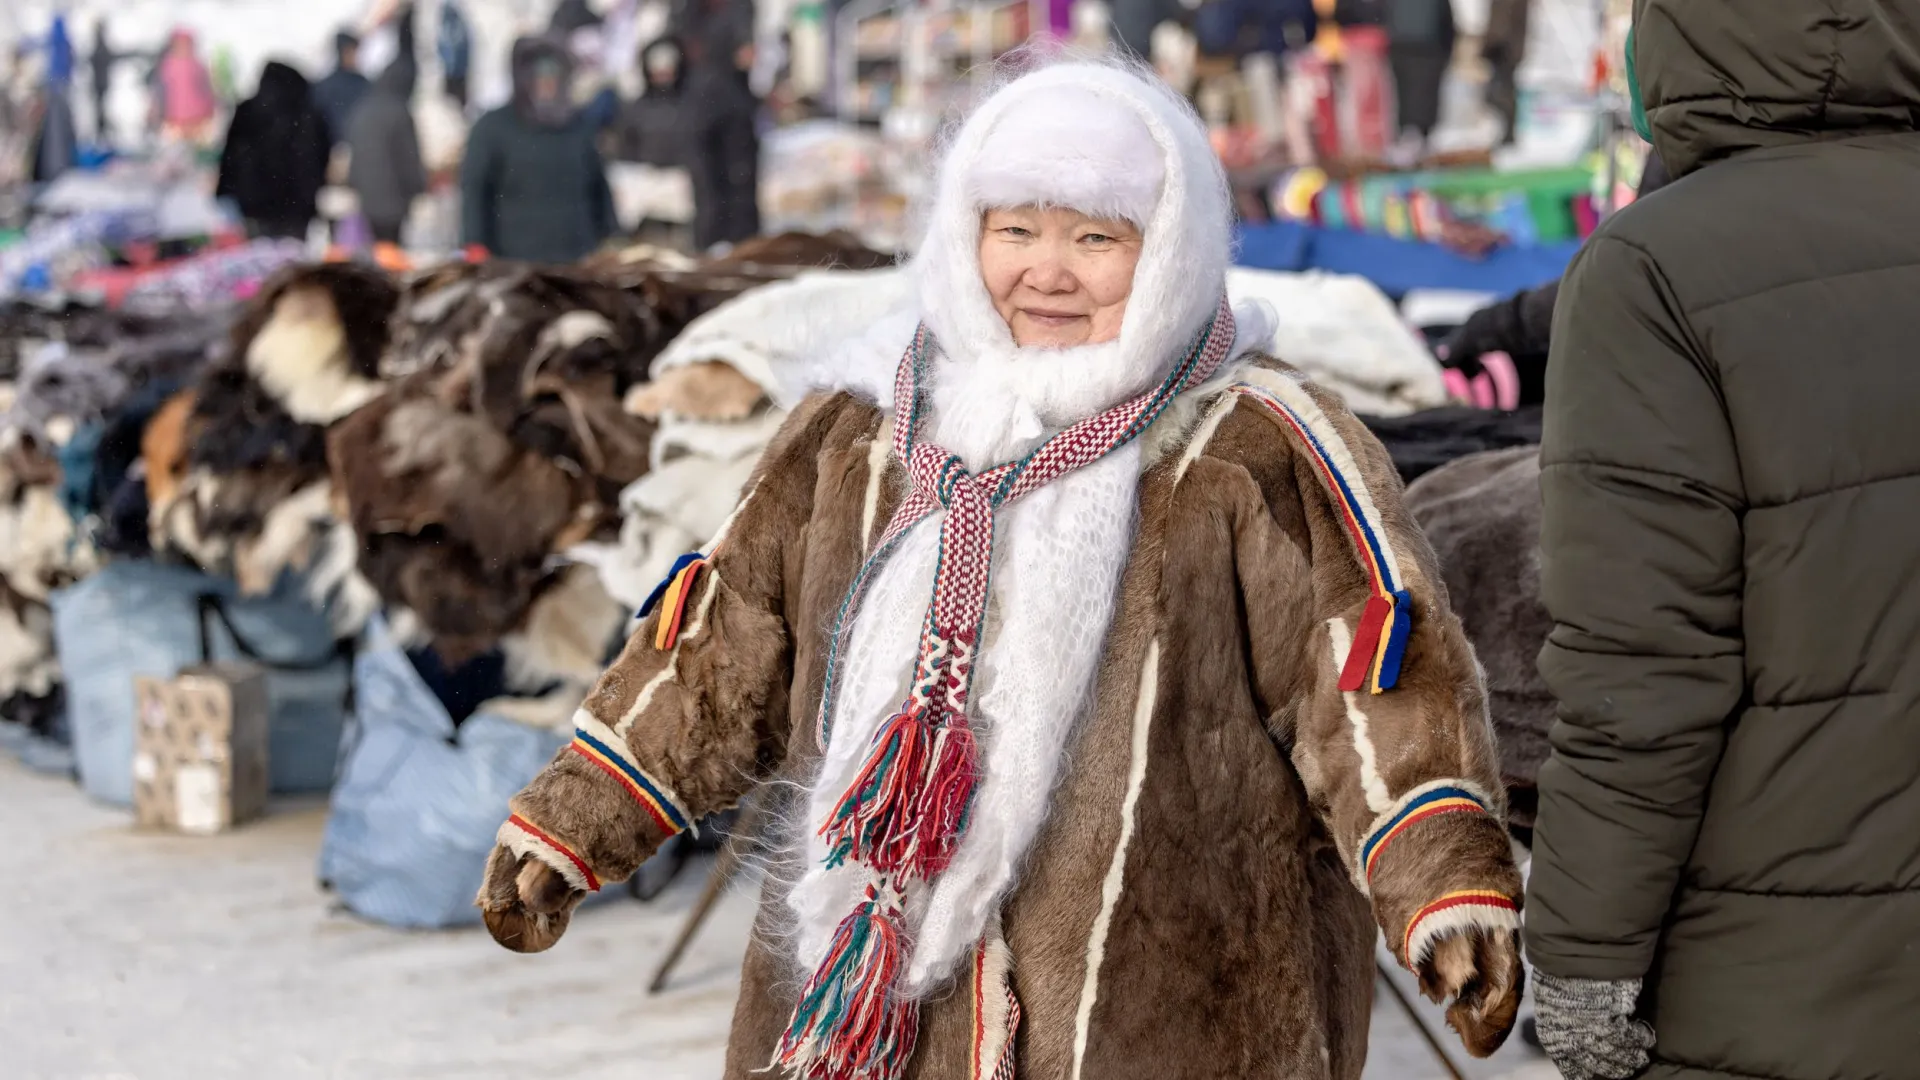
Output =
[{"x1": 132, "y1": 664, "x2": 270, "y2": 834}]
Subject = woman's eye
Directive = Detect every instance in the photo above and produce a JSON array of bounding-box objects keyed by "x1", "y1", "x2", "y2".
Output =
[
  {"x1": 1081, "y1": 233, "x2": 1115, "y2": 245},
  {"x1": 1002, "y1": 226, "x2": 1033, "y2": 238}
]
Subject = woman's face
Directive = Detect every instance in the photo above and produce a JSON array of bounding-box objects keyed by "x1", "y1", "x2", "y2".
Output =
[{"x1": 978, "y1": 206, "x2": 1143, "y2": 348}]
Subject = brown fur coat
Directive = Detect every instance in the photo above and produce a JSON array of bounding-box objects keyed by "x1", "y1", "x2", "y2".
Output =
[{"x1": 481, "y1": 359, "x2": 1524, "y2": 1077}]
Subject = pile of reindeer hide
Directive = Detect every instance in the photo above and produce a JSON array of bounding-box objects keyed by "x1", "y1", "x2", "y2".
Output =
[
  {"x1": 0, "y1": 298, "x2": 231, "y2": 737},
  {"x1": 325, "y1": 263, "x2": 668, "y2": 713},
  {"x1": 1403, "y1": 446, "x2": 1551, "y2": 837},
  {"x1": 146, "y1": 263, "x2": 397, "y2": 607}
]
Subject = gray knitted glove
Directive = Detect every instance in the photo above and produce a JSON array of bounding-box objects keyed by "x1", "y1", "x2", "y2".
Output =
[{"x1": 1531, "y1": 971, "x2": 1655, "y2": 1080}]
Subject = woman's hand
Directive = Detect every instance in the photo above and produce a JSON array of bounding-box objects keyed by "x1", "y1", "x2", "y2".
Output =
[
  {"x1": 1417, "y1": 926, "x2": 1526, "y2": 1057},
  {"x1": 477, "y1": 844, "x2": 586, "y2": 953}
]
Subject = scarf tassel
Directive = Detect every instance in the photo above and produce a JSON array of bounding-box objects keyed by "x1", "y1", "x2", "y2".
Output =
[
  {"x1": 820, "y1": 705, "x2": 979, "y2": 880},
  {"x1": 776, "y1": 902, "x2": 921, "y2": 1080}
]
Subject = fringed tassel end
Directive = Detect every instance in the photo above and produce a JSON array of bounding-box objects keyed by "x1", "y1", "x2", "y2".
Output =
[
  {"x1": 775, "y1": 901, "x2": 921, "y2": 1080},
  {"x1": 819, "y1": 705, "x2": 978, "y2": 880},
  {"x1": 820, "y1": 706, "x2": 931, "y2": 872},
  {"x1": 910, "y1": 723, "x2": 977, "y2": 877}
]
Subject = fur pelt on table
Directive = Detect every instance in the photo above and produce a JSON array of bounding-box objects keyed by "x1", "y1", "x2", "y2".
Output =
[
  {"x1": 328, "y1": 263, "x2": 669, "y2": 666},
  {"x1": 1402, "y1": 445, "x2": 1551, "y2": 835},
  {"x1": 150, "y1": 263, "x2": 399, "y2": 595},
  {"x1": 1361, "y1": 404, "x2": 1544, "y2": 484}
]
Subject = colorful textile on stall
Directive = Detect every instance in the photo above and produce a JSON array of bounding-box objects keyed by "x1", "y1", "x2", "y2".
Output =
[{"x1": 1273, "y1": 164, "x2": 1604, "y2": 246}]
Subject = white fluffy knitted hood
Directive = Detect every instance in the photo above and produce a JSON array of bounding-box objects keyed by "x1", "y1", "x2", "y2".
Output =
[{"x1": 909, "y1": 59, "x2": 1247, "y2": 462}]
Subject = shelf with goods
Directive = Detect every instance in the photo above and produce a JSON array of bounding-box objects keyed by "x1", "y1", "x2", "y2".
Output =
[{"x1": 834, "y1": 0, "x2": 1045, "y2": 126}]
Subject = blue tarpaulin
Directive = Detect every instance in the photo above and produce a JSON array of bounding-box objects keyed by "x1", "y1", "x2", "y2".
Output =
[{"x1": 1235, "y1": 221, "x2": 1583, "y2": 298}]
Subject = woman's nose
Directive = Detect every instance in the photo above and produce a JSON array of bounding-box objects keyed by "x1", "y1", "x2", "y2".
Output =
[{"x1": 1022, "y1": 251, "x2": 1077, "y2": 293}]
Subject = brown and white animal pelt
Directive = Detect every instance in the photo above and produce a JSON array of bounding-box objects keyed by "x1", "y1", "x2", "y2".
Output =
[
  {"x1": 0, "y1": 576, "x2": 58, "y2": 700},
  {"x1": 1402, "y1": 446, "x2": 1553, "y2": 833}
]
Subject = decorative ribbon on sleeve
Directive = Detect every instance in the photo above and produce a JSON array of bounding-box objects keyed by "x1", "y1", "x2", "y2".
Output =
[
  {"x1": 1360, "y1": 782, "x2": 1490, "y2": 884},
  {"x1": 639, "y1": 552, "x2": 708, "y2": 651},
  {"x1": 1231, "y1": 377, "x2": 1412, "y2": 694}
]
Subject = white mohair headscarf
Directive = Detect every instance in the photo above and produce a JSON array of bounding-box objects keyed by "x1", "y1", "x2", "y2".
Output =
[{"x1": 785, "y1": 57, "x2": 1273, "y2": 995}]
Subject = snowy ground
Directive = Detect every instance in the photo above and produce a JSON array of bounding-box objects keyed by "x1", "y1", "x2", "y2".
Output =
[{"x1": 0, "y1": 755, "x2": 1555, "y2": 1080}]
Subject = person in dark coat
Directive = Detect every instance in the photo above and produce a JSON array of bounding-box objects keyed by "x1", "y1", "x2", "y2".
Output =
[
  {"x1": 460, "y1": 37, "x2": 617, "y2": 263},
  {"x1": 1383, "y1": 0, "x2": 1454, "y2": 141},
  {"x1": 676, "y1": 0, "x2": 761, "y2": 250},
  {"x1": 612, "y1": 36, "x2": 686, "y2": 166},
  {"x1": 216, "y1": 61, "x2": 332, "y2": 240},
  {"x1": 311, "y1": 31, "x2": 371, "y2": 147},
  {"x1": 346, "y1": 25, "x2": 426, "y2": 244},
  {"x1": 1525, "y1": 3, "x2": 1920, "y2": 1079}
]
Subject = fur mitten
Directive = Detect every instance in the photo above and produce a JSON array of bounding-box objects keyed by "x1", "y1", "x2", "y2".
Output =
[
  {"x1": 476, "y1": 844, "x2": 584, "y2": 953},
  {"x1": 1418, "y1": 927, "x2": 1527, "y2": 1057},
  {"x1": 1532, "y1": 971, "x2": 1656, "y2": 1080}
]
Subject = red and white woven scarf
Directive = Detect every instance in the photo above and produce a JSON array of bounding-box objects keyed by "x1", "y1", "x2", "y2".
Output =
[{"x1": 776, "y1": 298, "x2": 1237, "y2": 1080}]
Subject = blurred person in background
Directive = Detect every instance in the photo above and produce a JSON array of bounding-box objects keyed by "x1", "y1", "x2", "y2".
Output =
[
  {"x1": 88, "y1": 19, "x2": 118, "y2": 146},
  {"x1": 150, "y1": 30, "x2": 216, "y2": 145},
  {"x1": 347, "y1": 7, "x2": 427, "y2": 250},
  {"x1": 438, "y1": 2, "x2": 473, "y2": 110},
  {"x1": 612, "y1": 37, "x2": 687, "y2": 168},
  {"x1": 216, "y1": 61, "x2": 332, "y2": 240},
  {"x1": 677, "y1": 0, "x2": 761, "y2": 250},
  {"x1": 31, "y1": 15, "x2": 77, "y2": 182},
  {"x1": 1383, "y1": 0, "x2": 1455, "y2": 159},
  {"x1": 1480, "y1": 0, "x2": 1527, "y2": 146},
  {"x1": 312, "y1": 31, "x2": 371, "y2": 146},
  {"x1": 460, "y1": 36, "x2": 617, "y2": 263}
]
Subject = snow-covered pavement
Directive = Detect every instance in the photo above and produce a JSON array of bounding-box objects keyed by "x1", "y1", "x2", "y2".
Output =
[{"x1": 0, "y1": 755, "x2": 1555, "y2": 1080}]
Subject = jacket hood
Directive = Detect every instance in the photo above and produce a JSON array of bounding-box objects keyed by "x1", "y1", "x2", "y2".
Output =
[
  {"x1": 909, "y1": 58, "x2": 1249, "y2": 465},
  {"x1": 509, "y1": 36, "x2": 578, "y2": 126},
  {"x1": 1636, "y1": 0, "x2": 1920, "y2": 177},
  {"x1": 254, "y1": 61, "x2": 312, "y2": 108}
]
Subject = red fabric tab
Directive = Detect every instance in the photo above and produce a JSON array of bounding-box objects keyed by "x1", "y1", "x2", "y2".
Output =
[{"x1": 1339, "y1": 595, "x2": 1392, "y2": 692}]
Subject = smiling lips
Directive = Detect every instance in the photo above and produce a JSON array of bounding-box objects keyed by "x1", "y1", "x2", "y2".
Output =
[{"x1": 1018, "y1": 308, "x2": 1086, "y2": 326}]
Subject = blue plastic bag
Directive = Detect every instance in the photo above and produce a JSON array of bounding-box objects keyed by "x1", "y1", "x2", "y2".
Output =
[
  {"x1": 50, "y1": 560, "x2": 351, "y2": 805},
  {"x1": 318, "y1": 621, "x2": 568, "y2": 929}
]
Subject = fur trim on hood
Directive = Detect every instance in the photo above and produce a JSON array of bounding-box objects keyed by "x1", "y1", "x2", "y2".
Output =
[{"x1": 912, "y1": 58, "x2": 1237, "y2": 419}]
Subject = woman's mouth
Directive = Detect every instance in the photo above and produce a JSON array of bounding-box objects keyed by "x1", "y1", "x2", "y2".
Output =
[{"x1": 1019, "y1": 308, "x2": 1084, "y2": 326}]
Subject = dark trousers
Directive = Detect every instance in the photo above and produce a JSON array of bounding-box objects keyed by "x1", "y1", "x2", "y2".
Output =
[
  {"x1": 688, "y1": 109, "x2": 762, "y2": 251},
  {"x1": 1389, "y1": 45, "x2": 1450, "y2": 137},
  {"x1": 1486, "y1": 60, "x2": 1519, "y2": 145},
  {"x1": 370, "y1": 218, "x2": 405, "y2": 244}
]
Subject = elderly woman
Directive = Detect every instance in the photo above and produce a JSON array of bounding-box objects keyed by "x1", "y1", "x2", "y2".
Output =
[{"x1": 479, "y1": 60, "x2": 1523, "y2": 1079}]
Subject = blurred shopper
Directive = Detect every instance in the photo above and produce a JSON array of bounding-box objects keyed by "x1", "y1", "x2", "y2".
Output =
[
  {"x1": 347, "y1": 13, "x2": 427, "y2": 247},
  {"x1": 612, "y1": 37, "x2": 686, "y2": 166},
  {"x1": 216, "y1": 62, "x2": 332, "y2": 240},
  {"x1": 151, "y1": 30, "x2": 217, "y2": 145},
  {"x1": 677, "y1": 0, "x2": 761, "y2": 250},
  {"x1": 1480, "y1": 0, "x2": 1527, "y2": 145},
  {"x1": 460, "y1": 37, "x2": 617, "y2": 262},
  {"x1": 1383, "y1": 0, "x2": 1454, "y2": 151},
  {"x1": 312, "y1": 32, "x2": 371, "y2": 146},
  {"x1": 31, "y1": 16, "x2": 78, "y2": 183},
  {"x1": 438, "y1": 2, "x2": 473, "y2": 110},
  {"x1": 88, "y1": 19, "x2": 117, "y2": 145},
  {"x1": 1526, "y1": 5, "x2": 1920, "y2": 1079}
]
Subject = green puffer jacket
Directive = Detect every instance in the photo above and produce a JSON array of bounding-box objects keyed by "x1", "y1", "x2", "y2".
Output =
[{"x1": 1525, "y1": 2, "x2": 1920, "y2": 1078}]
